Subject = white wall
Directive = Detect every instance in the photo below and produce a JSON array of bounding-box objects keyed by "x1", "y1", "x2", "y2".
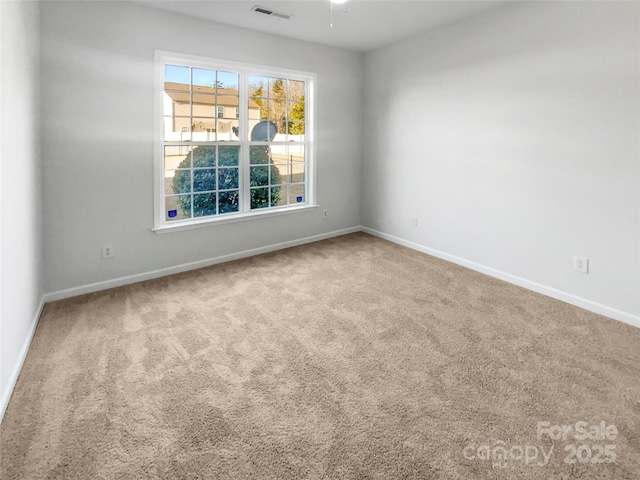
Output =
[
  {"x1": 0, "y1": 0, "x2": 44, "y2": 419},
  {"x1": 362, "y1": 1, "x2": 640, "y2": 324},
  {"x1": 40, "y1": 1, "x2": 363, "y2": 295}
]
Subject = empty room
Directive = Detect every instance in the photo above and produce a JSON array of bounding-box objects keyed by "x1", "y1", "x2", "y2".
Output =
[{"x1": 1, "y1": 0, "x2": 639, "y2": 478}]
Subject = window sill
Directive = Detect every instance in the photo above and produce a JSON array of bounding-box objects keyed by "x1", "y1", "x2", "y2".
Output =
[{"x1": 152, "y1": 204, "x2": 318, "y2": 234}]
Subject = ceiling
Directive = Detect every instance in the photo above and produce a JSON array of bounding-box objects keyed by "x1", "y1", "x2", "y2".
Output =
[{"x1": 135, "y1": 0, "x2": 509, "y2": 52}]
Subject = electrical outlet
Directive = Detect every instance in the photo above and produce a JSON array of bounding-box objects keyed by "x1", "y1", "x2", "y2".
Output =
[
  {"x1": 102, "y1": 244, "x2": 114, "y2": 259},
  {"x1": 322, "y1": 209, "x2": 328, "y2": 219},
  {"x1": 574, "y1": 256, "x2": 588, "y2": 274}
]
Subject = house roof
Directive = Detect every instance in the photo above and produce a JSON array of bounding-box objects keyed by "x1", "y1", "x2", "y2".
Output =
[{"x1": 164, "y1": 82, "x2": 260, "y2": 109}]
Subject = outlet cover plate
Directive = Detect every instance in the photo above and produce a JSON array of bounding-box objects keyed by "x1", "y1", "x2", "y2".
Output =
[
  {"x1": 103, "y1": 245, "x2": 114, "y2": 259},
  {"x1": 574, "y1": 256, "x2": 588, "y2": 274}
]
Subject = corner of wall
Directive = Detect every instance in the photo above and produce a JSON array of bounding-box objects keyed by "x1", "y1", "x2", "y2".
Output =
[{"x1": 0, "y1": 0, "x2": 45, "y2": 424}]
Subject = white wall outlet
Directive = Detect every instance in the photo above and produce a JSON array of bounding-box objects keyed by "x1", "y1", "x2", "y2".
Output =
[
  {"x1": 102, "y1": 244, "x2": 114, "y2": 259},
  {"x1": 411, "y1": 217, "x2": 419, "y2": 227},
  {"x1": 322, "y1": 209, "x2": 328, "y2": 219},
  {"x1": 574, "y1": 256, "x2": 588, "y2": 274}
]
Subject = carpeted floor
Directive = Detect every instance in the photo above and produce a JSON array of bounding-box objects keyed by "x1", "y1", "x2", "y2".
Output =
[{"x1": 1, "y1": 232, "x2": 639, "y2": 479}]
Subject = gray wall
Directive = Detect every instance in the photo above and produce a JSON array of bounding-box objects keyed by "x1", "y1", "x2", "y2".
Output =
[
  {"x1": 3, "y1": 0, "x2": 639, "y2": 421},
  {"x1": 40, "y1": 1, "x2": 363, "y2": 295},
  {"x1": 0, "y1": 0, "x2": 44, "y2": 418},
  {"x1": 362, "y1": 1, "x2": 640, "y2": 320}
]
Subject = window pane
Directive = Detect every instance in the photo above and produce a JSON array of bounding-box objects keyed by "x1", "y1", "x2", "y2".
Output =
[
  {"x1": 290, "y1": 162, "x2": 305, "y2": 184},
  {"x1": 193, "y1": 169, "x2": 216, "y2": 192},
  {"x1": 248, "y1": 98, "x2": 263, "y2": 132},
  {"x1": 287, "y1": 122, "x2": 305, "y2": 138},
  {"x1": 218, "y1": 146, "x2": 239, "y2": 166},
  {"x1": 164, "y1": 117, "x2": 191, "y2": 141},
  {"x1": 288, "y1": 80, "x2": 305, "y2": 98},
  {"x1": 217, "y1": 71, "x2": 239, "y2": 94},
  {"x1": 164, "y1": 146, "x2": 191, "y2": 170},
  {"x1": 166, "y1": 195, "x2": 191, "y2": 221},
  {"x1": 164, "y1": 171, "x2": 178, "y2": 195},
  {"x1": 267, "y1": 103, "x2": 286, "y2": 139},
  {"x1": 270, "y1": 163, "x2": 282, "y2": 187},
  {"x1": 217, "y1": 96, "x2": 239, "y2": 118},
  {"x1": 287, "y1": 96, "x2": 305, "y2": 139},
  {"x1": 270, "y1": 186, "x2": 285, "y2": 207},
  {"x1": 167, "y1": 170, "x2": 191, "y2": 195},
  {"x1": 192, "y1": 146, "x2": 216, "y2": 167},
  {"x1": 250, "y1": 187, "x2": 269, "y2": 209},
  {"x1": 274, "y1": 122, "x2": 287, "y2": 139},
  {"x1": 166, "y1": 97, "x2": 190, "y2": 117},
  {"x1": 273, "y1": 164, "x2": 289, "y2": 184},
  {"x1": 269, "y1": 148, "x2": 288, "y2": 165},
  {"x1": 164, "y1": 65, "x2": 190, "y2": 91},
  {"x1": 250, "y1": 146, "x2": 271, "y2": 165},
  {"x1": 219, "y1": 190, "x2": 239, "y2": 214},
  {"x1": 290, "y1": 146, "x2": 305, "y2": 163},
  {"x1": 192, "y1": 68, "x2": 215, "y2": 89},
  {"x1": 267, "y1": 99, "x2": 286, "y2": 122},
  {"x1": 217, "y1": 119, "x2": 239, "y2": 142},
  {"x1": 287, "y1": 100, "x2": 304, "y2": 119},
  {"x1": 289, "y1": 184, "x2": 305, "y2": 204},
  {"x1": 269, "y1": 78, "x2": 287, "y2": 98},
  {"x1": 193, "y1": 193, "x2": 217, "y2": 217},
  {"x1": 163, "y1": 91, "x2": 190, "y2": 117},
  {"x1": 250, "y1": 166, "x2": 269, "y2": 187},
  {"x1": 249, "y1": 76, "x2": 268, "y2": 98},
  {"x1": 248, "y1": 118, "x2": 261, "y2": 140},
  {"x1": 218, "y1": 168, "x2": 239, "y2": 190},
  {"x1": 249, "y1": 120, "x2": 278, "y2": 142},
  {"x1": 192, "y1": 93, "x2": 216, "y2": 118},
  {"x1": 192, "y1": 117, "x2": 217, "y2": 134}
]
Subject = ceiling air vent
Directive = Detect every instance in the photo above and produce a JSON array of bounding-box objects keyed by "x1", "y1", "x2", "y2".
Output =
[{"x1": 251, "y1": 5, "x2": 292, "y2": 20}]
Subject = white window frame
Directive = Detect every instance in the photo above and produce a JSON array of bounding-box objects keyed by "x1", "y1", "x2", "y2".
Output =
[{"x1": 153, "y1": 50, "x2": 317, "y2": 233}]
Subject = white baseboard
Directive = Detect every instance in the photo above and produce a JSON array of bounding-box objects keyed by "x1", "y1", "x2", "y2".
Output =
[
  {"x1": 45, "y1": 224, "x2": 640, "y2": 328},
  {"x1": 362, "y1": 227, "x2": 640, "y2": 330},
  {"x1": 0, "y1": 295, "x2": 45, "y2": 423},
  {"x1": 45, "y1": 226, "x2": 361, "y2": 302}
]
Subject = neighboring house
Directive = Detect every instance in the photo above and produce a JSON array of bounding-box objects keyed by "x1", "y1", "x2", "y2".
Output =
[{"x1": 163, "y1": 82, "x2": 261, "y2": 141}]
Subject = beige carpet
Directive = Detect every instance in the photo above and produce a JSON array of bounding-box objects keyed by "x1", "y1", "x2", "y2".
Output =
[{"x1": 2, "y1": 232, "x2": 639, "y2": 479}]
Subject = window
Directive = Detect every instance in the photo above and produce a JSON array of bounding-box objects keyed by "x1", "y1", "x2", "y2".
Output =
[{"x1": 155, "y1": 51, "x2": 315, "y2": 231}]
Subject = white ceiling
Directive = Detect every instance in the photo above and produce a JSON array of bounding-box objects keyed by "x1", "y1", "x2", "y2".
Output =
[{"x1": 135, "y1": 0, "x2": 509, "y2": 52}]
